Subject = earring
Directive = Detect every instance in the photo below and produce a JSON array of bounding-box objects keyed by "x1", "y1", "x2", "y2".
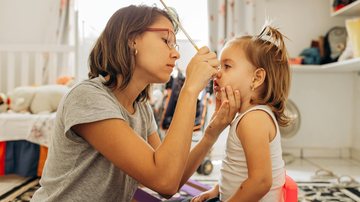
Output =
[{"x1": 134, "y1": 49, "x2": 138, "y2": 55}]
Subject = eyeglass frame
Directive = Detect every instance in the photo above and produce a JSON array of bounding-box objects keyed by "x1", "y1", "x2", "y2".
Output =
[{"x1": 144, "y1": 28, "x2": 179, "y2": 51}]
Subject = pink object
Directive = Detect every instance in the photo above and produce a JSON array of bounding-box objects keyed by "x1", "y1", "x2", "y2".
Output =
[{"x1": 283, "y1": 174, "x2": 298, "y2": 202}]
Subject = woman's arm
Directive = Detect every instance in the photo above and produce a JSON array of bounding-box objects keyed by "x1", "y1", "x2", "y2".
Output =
[
  {"x1": 73, "y1": 88, "x2": 198, "y2": 195},
  {"x1": 147, "y1": 132, "x2": 161, "y2": 150},
  {"x1": 226, "y1": 110, "x2": 275, "y2": 201},
  {"x1": 73, "y1": 47, "x2": 219, "y2": 195},
  {"x1": 179, "y1": 86, "x2": 241, "y2": 188}
]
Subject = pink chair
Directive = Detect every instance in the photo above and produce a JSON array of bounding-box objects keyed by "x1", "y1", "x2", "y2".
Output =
[{"x1": 283, "y1": 174, "x2": 298, "y2": 202}]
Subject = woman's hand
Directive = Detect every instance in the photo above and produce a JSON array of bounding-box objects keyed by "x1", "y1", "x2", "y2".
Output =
[
  {"x1": 191, "y1": 186, "x2": 219, "y2": 202},
  {"x1": 183, "y1": 46, "x2": 219, "y2": 95},
  {"x1": 205, "y1": 85, "x2": 241, "y2": 142}
]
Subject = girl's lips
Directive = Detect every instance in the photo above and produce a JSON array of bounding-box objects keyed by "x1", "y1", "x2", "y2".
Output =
[{"x1": 213, "y1": 79, "x2": 219, "y2": 88}]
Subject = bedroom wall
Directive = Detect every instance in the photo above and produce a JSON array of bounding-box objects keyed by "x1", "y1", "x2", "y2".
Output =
[
  {"x1": 254, "y1": 0, "x2": 346, "y2": 57},
  {"x1": 353, "y1": 74, "x2": 360, "y2": 160},
  {"x1": 285, "y1": 73, "x2": 355, "y2": 155},
  {"x1": 0, "y1": 0, "x2": 60, "y2": 44},
  {"x1": 253, "y1": 0, "x2": 356, "y2": 156},
  {"x1": 0, "y1": 0, "x2": 61, "y2": 92}
]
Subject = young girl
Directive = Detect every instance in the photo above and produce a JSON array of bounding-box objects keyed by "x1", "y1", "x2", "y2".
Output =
[
  {"x1": 191, "y1": 25, "x2": 290, "y2": 202},
  {"x1": 30, "y1": 5, "x2": 241, "y2": 202}
]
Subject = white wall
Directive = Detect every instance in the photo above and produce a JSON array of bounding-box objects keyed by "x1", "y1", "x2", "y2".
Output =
[
  {"x1": 0, "y1": 0, "x2": 60, "y2": 44},
  {"x1": 254, "y1": 0, "x2": 346, "y2": 57},
  {"x1": 286, "y1": 73, "x2": 354, "y2": 148},
  {"x1": 353, "y1": 74, "x2": 360, "y2": 158},
  {"x1": 251, "y1": 0, "x2": 357, "y2": 156},
  {"x1": 208, "y1": 0, "x2": 359, "y2": 158}
]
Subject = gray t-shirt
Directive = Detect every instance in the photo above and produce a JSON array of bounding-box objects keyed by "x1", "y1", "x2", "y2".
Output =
[{"x1": 31, "y1": 76, "x2": 158, "y2": 202}]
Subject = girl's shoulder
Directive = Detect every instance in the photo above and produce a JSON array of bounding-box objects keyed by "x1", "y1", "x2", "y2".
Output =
[
  {"x1": 234, "y1": 105, "x2": 274, "y2": 124},
  {"x1": 234, "y1": 105, "x2": 276, "y2": 135}
]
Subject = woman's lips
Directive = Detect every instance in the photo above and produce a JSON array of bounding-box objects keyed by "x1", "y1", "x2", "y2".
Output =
[{"x1": 167, "y1": 64, "x2": 175, "y2": 68}]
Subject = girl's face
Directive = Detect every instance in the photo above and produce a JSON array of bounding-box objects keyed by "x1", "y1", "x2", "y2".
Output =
[
  {"x1": 216, "y1": 44, "x2": 255, "y2": 101},
  {"x1": 134, "y1": 16, "x2": 180, "y2": 84}
]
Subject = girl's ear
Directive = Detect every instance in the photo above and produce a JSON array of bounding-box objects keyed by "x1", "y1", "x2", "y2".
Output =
[{"x1": 253, "y1": 68, "x2": 266, "y2": 90}]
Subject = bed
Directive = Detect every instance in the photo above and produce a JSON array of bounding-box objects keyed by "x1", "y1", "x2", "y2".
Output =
[
  {"x1": 0, "y1": 112, "x2": 56, "y2": 146},
  {"x1": 0, "y1": 44, "x2": 76, "y2": 177},
  {"x1": 0, "y1": 44, "x2": 77, "y2": 93}
]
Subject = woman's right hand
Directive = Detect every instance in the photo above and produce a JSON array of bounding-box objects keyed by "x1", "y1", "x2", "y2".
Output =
[
  {"x1": 191, "y1": 186, "x2": 219, "y2": 202},
  {"x1": 183, "y1": 46, "x2": 219, "y2": 95}
]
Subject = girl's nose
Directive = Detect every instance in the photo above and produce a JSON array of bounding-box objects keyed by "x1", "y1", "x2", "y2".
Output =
[{"x1": 215, "y1": 71, "x2": 222, "y2": 79}]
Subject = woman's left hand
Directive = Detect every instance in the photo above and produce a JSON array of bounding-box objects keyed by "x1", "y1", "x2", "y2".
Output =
[{"x1": 205, "y1": 85, "x2": 241, "y2": 142}]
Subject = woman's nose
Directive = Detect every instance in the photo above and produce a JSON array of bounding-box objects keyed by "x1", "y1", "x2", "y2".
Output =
[{"x1": 171, "y1": 50, "x2": 180, "y2": 60}]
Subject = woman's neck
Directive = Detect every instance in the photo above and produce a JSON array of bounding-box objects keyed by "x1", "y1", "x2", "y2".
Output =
[{"x1": 109, "y1": 75, "x2": 147, "y2": 113}]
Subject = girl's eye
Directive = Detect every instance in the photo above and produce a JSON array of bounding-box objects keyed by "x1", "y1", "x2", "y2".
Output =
[{"x1": 224, "y1": 64, "x2": 231, "y2": 69}]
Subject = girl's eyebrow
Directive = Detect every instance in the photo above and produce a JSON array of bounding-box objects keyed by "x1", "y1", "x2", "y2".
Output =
[{"x1": 222, "y1": 58, "x2": 234, "y2": 63}]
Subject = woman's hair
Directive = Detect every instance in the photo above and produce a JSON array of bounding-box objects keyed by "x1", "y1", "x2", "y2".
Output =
[
  {"x1": 88, "y1": 5, "x2": 178, "y2": 102},
  {"x1": 228, "y1": 26, "x2": 291, "y2": 126}
]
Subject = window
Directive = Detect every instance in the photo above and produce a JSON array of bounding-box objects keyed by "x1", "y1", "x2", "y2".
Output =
[{"x1": 78, "y1": 0, "x2": 208, "y2": 45}]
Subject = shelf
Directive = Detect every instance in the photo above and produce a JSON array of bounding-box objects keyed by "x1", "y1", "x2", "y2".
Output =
[
  {"x1": 331, "y1": 0, "x2": 360, "y2": 17},
  {"x1": 291, "y1": 58, "x2": 360, "y2": 73}
]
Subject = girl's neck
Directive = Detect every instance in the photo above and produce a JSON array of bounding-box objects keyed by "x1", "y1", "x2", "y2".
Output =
[
  {"x1": 239, "y1": 102, "x2": 256, "y2": 114},
  {"x1": 238, "y1": 94, "x2": 257, "y2": 113}
]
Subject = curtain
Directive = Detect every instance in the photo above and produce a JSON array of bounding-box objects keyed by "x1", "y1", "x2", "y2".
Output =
[
  {"x1": 42, "y1": 0, "x2": 77, "y2": 83},
  {"x1": 207, "y1": 0, "x2": 256, "y2": 53}
]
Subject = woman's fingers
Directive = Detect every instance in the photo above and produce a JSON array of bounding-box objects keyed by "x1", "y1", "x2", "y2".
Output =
[
  {"x1": 225, "y1": 86, "x2": 237, "y2": 116},
  {"x1": 217, "y1": 100, "x2": 229, "y2": 119},
  {"x1": 197, "y1": 46, "x2": 210, "y2": 55},
  {"x1": 234, "y1": 90, "x2": 241, "y2": 111},
  {"x1": 184, "y1": 46, "x2": 219, "y2": 94},
  {"x1": 207, "y1": 58, "x2": 220, "y2": 69},
  {"x1": 220, "y1": 87, "x2": 227, "y2": 104}
]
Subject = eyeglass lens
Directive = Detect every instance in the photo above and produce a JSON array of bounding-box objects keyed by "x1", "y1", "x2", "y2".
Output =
[{"x1": 167, "y1": 30, "x2": 178, "y2": 50}]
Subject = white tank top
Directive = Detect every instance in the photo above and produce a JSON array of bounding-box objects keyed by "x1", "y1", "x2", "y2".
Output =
[{"x1": 219, "y1": 105, "x2": 285, "y2": 201}]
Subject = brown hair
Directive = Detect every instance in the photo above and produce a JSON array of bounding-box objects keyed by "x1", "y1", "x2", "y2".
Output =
[
  {"x1": 88, "y1": 5, "x2": 178, "y2": 102},
  {"x1": 228, "y1": 26, "x2": 291, "y2": 126}
]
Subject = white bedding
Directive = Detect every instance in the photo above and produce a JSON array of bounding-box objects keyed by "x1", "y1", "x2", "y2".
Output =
[{"x1": 0, "y1": 112, "x2": 56, "y2": 146}]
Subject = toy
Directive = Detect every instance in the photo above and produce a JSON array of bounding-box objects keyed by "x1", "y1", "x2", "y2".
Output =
[
  {"x1": 8, "y1": 85, "x2": 69, "y2": 114},
  {"x1": 0, "y1": 93, "x2": 10, "y2": 113},
  {"x1": 56, "y1": 76, "x2": 76, "y2": 87}
]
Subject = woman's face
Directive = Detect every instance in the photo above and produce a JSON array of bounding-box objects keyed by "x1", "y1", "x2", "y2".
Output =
[
  {"x1": 134, "y1": 16, "x2": 180, "y2": 84},
  {"x1": 216, "y1": 44, "x2": 255, "y2": 100}
]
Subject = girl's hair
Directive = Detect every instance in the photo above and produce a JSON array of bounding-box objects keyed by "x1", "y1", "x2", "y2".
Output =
[
  {"x1": 88, "y1": 5, "x2": 178, "y2": 102},
  {"x1": 228, "y1": 26, "x2": 291, "y2": 126}
]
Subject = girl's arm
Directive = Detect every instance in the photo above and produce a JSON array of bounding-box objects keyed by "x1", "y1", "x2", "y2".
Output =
[
  {"x1": 191, "y1": 184, "x2": 220, "y2": 202},
  {"x1": 226, "y1": 110, "x2": 275, "y2": 201}
]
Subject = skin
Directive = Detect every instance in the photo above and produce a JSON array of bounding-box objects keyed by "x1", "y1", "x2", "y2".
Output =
[
  {"x1": 71, "y1": 15, "x2": 231, "y2": 196},
  {"x1": 192, "y1": 44, "x2": 277, "y2": 202}
]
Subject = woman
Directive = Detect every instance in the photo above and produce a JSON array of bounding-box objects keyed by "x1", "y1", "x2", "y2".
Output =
[{"x1": 31, "y1": 4, "x2": 240, "y2": 202}]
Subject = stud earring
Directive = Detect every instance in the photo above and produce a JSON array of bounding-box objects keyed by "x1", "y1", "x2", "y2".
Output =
[{"x1": 134, "y1": 49, "x2": 138, "y2": 55}]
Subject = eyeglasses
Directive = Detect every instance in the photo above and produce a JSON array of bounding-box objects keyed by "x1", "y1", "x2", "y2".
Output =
[{"x1": 144, "y1": 28, "x2": 179, "y2": 51}]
